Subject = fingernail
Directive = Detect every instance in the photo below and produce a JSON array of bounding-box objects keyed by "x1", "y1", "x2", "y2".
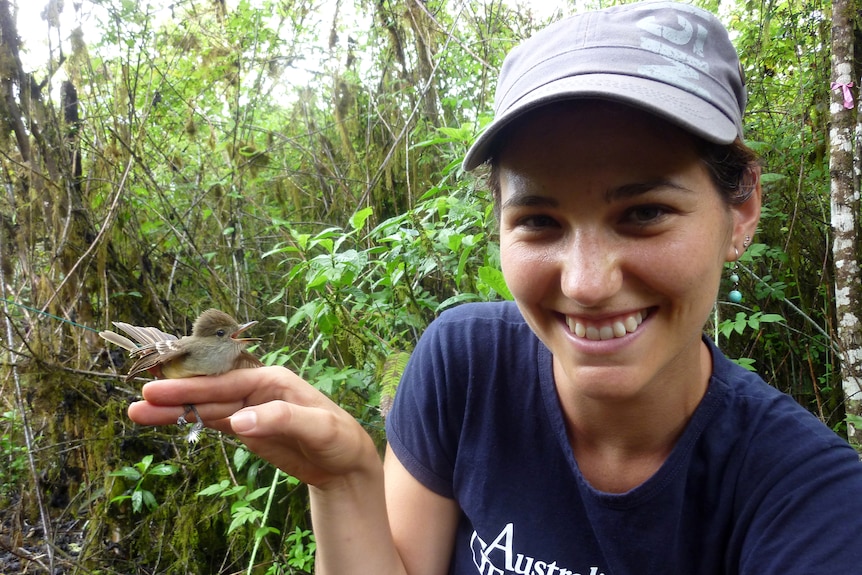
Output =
[{"x1": 231, "y1": 410, "x2": 257, "y2": 433}]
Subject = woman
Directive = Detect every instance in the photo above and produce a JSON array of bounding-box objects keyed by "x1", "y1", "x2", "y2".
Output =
[{"x1": 129, "y1": 2, "x2": 862, "y2": 573}]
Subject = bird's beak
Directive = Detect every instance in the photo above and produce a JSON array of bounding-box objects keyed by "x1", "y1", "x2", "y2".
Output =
[{"x1": 231, "y1": 320, "x2": 261, "y2": 342}]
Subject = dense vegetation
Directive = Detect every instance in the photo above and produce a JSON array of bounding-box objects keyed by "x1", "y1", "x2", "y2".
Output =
[{"x1": 0, "y1": 0, "x2": 857, "y2": 572}]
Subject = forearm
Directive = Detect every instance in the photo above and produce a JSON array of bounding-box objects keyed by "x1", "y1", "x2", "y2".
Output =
[{"x1": 310, "y1": 461, "x2": 406, "y2": 575}]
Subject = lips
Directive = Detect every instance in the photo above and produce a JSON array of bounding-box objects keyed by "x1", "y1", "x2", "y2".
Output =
[{"x1": 565, "y1": 310, "x2": 648, "y2": 341}]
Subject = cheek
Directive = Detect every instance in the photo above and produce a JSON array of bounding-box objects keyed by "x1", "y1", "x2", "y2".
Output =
[
  {"x1": 500, "y1": 241, "x2": 557, "y2": 302},
  {"x1": 635, "y1": 240, "x2": 724, "y2": 303}
]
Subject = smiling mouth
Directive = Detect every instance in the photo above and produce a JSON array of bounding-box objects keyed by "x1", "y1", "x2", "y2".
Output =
[{"x1": 565, "y1": 310, "x2": 649, "y2": 341}]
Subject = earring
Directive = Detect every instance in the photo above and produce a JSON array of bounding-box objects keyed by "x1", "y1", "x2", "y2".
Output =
[
  {"x1": 729, "y1": 248, "x2": 742, "y2": 303},
  {"x1": 728, "y1": 236, "x2": 750, "y2": 304}
]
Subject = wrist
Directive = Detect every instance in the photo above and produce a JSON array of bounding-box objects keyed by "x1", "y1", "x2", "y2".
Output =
[
  {"x1": 309, "y1": 452, "x2": 404, "y2": 575},
  {"x1": 309, "y1": 433, "x2": 383, "y2": 494}
]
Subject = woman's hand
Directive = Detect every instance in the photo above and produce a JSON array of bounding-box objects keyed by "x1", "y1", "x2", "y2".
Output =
[{"x1": 127, "y1": 366, "x2": 379, "y2": 488}]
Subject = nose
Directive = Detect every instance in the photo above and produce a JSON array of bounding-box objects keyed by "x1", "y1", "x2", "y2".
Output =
[{"x1": 559, "y1": 230, "x2": 623, "y2": 307}]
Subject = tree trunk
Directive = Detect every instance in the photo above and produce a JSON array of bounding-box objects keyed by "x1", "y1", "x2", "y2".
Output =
[{"x1": 829, "y1": 0, "x2": 862, "y2": 438}]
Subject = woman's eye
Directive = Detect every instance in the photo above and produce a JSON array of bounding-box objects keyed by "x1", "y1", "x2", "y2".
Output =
[
  {"x1": 627, "y1": 205, "x2": 667, "y2": 224},
  {"x1": 516, "y1": 214, "x2": 558, "y2": 229}
]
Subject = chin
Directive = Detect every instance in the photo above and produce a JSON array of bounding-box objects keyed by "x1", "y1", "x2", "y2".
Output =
[{"x1": 556, "y1": 361, "x2": 651, "y2": 399}]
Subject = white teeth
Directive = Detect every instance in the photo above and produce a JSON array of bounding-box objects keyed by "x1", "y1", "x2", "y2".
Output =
[{"x1": 567, "y1": 310, "x2": 647, "y2": 341}]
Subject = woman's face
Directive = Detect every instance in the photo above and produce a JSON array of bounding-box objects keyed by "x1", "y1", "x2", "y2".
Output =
[{"x1": 498, "y1": 102, "x2": 759, "y2": 402}]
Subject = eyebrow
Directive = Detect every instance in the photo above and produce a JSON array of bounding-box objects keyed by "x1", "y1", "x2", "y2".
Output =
[
  {"x1": 501, "y1": 179, "x2": 695, "y2": 212},
  {"x1": 500, "y1": 192, "x2": 559, "y2": 212},
  {"x1": 603, "y1": 179, "x2": 694, "y2": 202}
]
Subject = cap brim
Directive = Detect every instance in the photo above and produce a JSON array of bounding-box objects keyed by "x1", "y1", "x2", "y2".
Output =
[{"x1": 462, "y1": 74, "x2": 739, "y2": 171}]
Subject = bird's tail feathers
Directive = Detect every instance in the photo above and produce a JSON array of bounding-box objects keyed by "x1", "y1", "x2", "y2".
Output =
[
  {"x1": 109, "y1": 322, "x2": 178, "y2": 346},
  {"x1": 98, "y1": 330, "x2": 139, "y2": 352}
]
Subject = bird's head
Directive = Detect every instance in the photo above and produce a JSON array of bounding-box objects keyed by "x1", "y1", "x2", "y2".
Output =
[{"x1": 192, "y1": 309, "x2": 260, "y2": 343}]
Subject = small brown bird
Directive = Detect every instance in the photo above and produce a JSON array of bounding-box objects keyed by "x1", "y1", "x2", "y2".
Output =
[{"x1": 100, "y1": 309, "x2": 264, "y2": 441}]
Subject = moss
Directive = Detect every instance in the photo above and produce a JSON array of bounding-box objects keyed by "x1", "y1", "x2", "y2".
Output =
[{"x1": 3, "y1": 334, "x2": 317, "y2": 574}]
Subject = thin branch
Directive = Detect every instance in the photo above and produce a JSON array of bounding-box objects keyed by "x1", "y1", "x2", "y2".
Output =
[
  {"x1": 0, "y1": 202, "x2": 54, "y2": 572},
  {"x1": 354, "y1": 2, "x2": 466, "y2": 213},
  {"x1": 39, "y1": 156, "x2": 133, "y2": 314}
]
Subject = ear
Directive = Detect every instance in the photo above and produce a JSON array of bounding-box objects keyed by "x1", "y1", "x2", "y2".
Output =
[{"x1": 727, "y1": 166, "x2": 762, "y2": 262}]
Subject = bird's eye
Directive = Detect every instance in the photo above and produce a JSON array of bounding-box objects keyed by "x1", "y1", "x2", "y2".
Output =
[{"x1": 216, "y1": 329, "x2": 226, "y2": 337}]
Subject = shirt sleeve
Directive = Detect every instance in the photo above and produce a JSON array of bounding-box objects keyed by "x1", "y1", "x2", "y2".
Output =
[
  {"x1": 735, "y1": 395, "x2": 862, "y2": 573},
  {"x1": 384, "y1": 309, "x2": 470, "y2": 499}
]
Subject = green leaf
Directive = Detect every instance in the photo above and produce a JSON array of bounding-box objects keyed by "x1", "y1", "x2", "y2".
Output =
[
  {"x1": 437, "y1": 293, "x2": 480, "y2": 311},
  {"x1": 110, "y1": 467, "x2": 142, "y2": 481},
  {"x1": 142, "y1": 490, "x2": 158, "y2": 511},
  {"x1": 246, "y1": 486, "x2": 270, "y2": 501},
  {"x1": 131, "y1": 489, "x2": 143, "y2": 514},
  {"x1": 227, "y1": 516, "x2": 245, "y2": 535},
  {"x1": 197, "y1": 479, "x2": 231, "y2": 497},
  {"x1": 148, "y1": 463, "x2": 178, "y2": 476},
  {"x1": 135, "y1": 454, "x2": 154, "y2": 473},
  {"x1": 478, "y1": 266, "x2": 513, "y2": 300},
  {"x1": 733, "y1": 312, "x2": 747, "y2": 335},
  {"x1": 846, "y1": 414, "x2": 862, "y2": 428},
  {"x1": 228, "y1": 506, "x2": 262, "y2": 533},
  {"x1": 234, "y1": 447, "x2": 251, "y2": 471},
  {"x1": 731, "y1": 357, "x2": 757, "y2": 371},
  {"x1": 254, "y1": 526, "x2": 280, "y2": 540},
  {"x1": 222, "y1": 485, "x2": 247, "y2": 498},
  {"x1": 292, "y1": 232, "x2": 311, "y2": 251},
  {"x1": 349, "y1": 207, "x2": 373, "y2": 231},
  {"x1": 455, "y1": 242, "x2": 475, "y2": 285},
  {"x1": 446, "y1": 232, "x2": 463, "y2": 252},
  {"x1": 286, "y1": 301, "x2": 324, "y2": 330},
  {"x1": 310, "y1": 237, "x2": 334, "y2": 254}
]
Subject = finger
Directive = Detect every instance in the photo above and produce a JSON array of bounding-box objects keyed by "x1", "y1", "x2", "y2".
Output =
[
  {"x1": 128, "y1": 400, "x2": 243, "y2": 430},
  {"x1": 138, "y1": 366, "x2": 276, "y2": 404},
  {"x1": 140, "y1": 365, "x2": 327, "y2": 409},
  {"x1": 229, "y1": 400, "x2": 338, "y2": 441}
]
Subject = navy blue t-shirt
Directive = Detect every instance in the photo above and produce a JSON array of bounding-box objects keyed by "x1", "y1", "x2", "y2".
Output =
[{"x1": 386, "y1": 301, "x2": 862, "y2": 575}]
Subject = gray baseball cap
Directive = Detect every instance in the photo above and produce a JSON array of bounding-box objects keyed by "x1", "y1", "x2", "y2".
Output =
[{"x1": 463, "y1": 0, "x2": 747, "y2": 171}]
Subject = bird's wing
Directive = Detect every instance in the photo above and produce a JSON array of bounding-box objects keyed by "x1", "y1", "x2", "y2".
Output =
[
  {"x1": 111, "y1": 322, "x2": 179, "y2": 346},
  {"x1": 235, "y1": 351, "x2": 265, "y2": 370},
  {"x1": 125, "y1": 340, "x2": 190, "y2": 381}
]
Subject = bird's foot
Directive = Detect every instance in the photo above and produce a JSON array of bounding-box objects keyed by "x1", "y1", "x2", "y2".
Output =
[
  {"x1": 178, "y1": 404, "x2": 204, "y2": 443},
  {"x1": 176, "y1": 405, "x2": 192, "y2": 426}
]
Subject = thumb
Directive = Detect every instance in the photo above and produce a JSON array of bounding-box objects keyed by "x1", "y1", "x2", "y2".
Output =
[
  {"x1": 229, "y1": 408, "x2": 260, "y2": 434},
  {"x1": 228, "y1": 401, "x2": 304, "y2": 438},
  {"x1": 225, "y1": 401, "x2": 375, "y2": 486}
]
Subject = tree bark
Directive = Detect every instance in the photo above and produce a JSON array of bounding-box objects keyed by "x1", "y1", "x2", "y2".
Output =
[{"x1": 829, "y1": 0, "x2": 862, "y2": 437}]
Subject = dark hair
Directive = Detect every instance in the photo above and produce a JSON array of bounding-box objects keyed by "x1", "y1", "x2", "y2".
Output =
[
  {"x1": 484, "y1": 127, "x2": 760, "y2": 218},
  {"x1": 694, "y1": 137, "x2": 760, "y2": 205}
]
